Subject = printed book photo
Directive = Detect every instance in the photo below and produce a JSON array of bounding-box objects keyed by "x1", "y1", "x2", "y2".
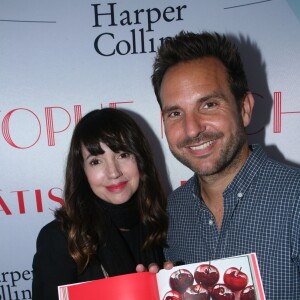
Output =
[{"x1": 58, "y1": 253, "x2": 265, "y2": 300}]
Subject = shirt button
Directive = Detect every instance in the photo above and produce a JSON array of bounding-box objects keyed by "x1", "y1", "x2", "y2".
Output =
[
  {"x1": 237, "y1": 192, "x2": 243, "y2": 198},
  {"x1": 208, "y1": 219, "x2": 213, "y2": 226}
]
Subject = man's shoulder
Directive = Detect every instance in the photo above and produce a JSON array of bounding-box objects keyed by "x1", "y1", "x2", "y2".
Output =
[
  {"x1": 168, "y1": 175, "x2": 196, "y2": 200},
  {"x1": 254, "y1": 157, "x2": 300, "y2": 200},
  {"x1": 264, "y1": 157, "x2": 300, "y2": 180},
  {"x1": 250, "y1": 144, "x2": 300, "y2": 183}
]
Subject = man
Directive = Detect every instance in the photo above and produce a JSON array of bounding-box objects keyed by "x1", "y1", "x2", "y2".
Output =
[{"x1": 151, "y1": 31, "x2": 300, "y2": 299}]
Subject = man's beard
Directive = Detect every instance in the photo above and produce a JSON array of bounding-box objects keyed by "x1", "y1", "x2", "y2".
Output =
[{"x1": 170, "y1": 123, "x2": 247, "y2": 177}]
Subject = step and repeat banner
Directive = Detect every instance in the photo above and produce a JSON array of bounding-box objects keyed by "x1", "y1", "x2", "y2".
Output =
[{"x1": 1, "y1": 0, "x2": 300, "y2": 298}]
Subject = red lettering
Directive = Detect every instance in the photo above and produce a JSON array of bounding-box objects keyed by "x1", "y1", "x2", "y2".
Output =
[
  {"x1": 48, "y1": 188, "x2": 64, "y2": 206},
  {"x1": 0, "y1": 195, "x2": 12, "y2": 215},
  {"x1": 44, "y1": 107, "x2": 71, "y2": 146},
  {"x1": 35, "y1": 189, "x2": 43, "y2": 212},
  {"x1": 11, "y1": 190, "x2": 29, "y2": 214},
  {"x1": 273, "y1": 91, "x2": 300, "y2": 133},
  {"x1": 74, "y1": 105, "x2": 82, "y2": 125},
  {"x1": 100, "y1": 101, "x2": 134, "y2": 109},
  {"x1": 1, "y1": 108, "x2": 41, "y2": 149},
  {"x1": 0, "y1": 103, "x2": 135, "y2": 149},
  {"x1": 0, "y1": 187, "x2": 65, "y2": 215}
]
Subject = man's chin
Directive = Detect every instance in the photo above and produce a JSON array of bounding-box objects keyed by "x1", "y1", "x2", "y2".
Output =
[{"x1": 171, "y1": 153, "x2": 216, "y2": 175}]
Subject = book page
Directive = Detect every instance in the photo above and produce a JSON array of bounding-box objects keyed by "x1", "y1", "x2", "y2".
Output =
[
  {"x1": 156, "y1": 253, "x2": 264, "y2": 300},
  {"x1": 58, "y1": 272, "x2": 160, "y2": 300}
]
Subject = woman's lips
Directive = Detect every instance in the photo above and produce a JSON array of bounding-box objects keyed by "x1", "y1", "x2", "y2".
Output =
[{"x1": 106, "y1": 181, "x2": 127, "y2": 192}]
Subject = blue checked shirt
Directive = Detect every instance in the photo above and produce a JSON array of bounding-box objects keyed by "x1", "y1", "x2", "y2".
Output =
[{"x1": 165, "y1": 144, "x2": 300, "y2": 299}]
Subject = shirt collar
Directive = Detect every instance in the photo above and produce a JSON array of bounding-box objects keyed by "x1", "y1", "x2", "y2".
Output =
[
  {"x1": 224, "y1": 144, "x2": 267, "y2": 198},
  {"x1": 187, "y1": 144, "x2": 268, "y2": 200}
]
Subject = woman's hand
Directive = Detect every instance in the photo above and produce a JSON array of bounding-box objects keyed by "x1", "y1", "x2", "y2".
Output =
[{"x1": 136, "y1": 261, "x2": 174, "y2": 273}]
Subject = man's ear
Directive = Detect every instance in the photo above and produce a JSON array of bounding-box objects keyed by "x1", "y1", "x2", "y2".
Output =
[{"x1": 241, "y1": 92, "x2": 255, "y2": 127}]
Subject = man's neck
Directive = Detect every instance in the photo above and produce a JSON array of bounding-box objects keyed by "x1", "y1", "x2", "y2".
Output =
[{"x1": 198, "y1": 144, "x2": 251, "y2": 230}]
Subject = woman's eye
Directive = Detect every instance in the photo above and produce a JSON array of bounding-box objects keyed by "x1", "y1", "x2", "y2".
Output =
[
  {"x1": 90, "y1": 159, "x2": 101, "y2": 166},
  {"x1": 118, "y1": 152, "x2": 131, "y2": 159}
]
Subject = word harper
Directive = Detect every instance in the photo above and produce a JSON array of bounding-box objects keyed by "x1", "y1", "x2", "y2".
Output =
[
  {"x1": 0, "y1": 269, "x2": 32, "y2": 300},
  {"x1": 91, "y1": 2, "x2": 187, "y2": 56}
]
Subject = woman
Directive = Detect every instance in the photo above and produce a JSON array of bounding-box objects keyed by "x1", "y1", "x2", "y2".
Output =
[{"x1": 32, "y1": 108, "x2": 168, "y2": 300}]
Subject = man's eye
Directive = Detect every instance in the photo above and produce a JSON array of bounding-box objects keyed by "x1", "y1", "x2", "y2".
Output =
[
  {"x1": 203, "y1": 102, "x2": 217, "y2": 109},
  {"x1": 169, "y1": 111, "x2": 181, "y2": 118}
]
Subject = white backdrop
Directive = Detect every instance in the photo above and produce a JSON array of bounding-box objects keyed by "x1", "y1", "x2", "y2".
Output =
[{"x1": 1, "y1": 0, "x2": 300, "y2": 298}]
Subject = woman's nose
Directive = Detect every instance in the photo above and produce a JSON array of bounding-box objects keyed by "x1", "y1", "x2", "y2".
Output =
[{"x1": 106, "y1": 160, "x2": 123, "y2": 179}]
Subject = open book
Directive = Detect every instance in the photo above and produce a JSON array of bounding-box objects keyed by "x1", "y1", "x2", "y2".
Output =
[{"x1": 58, "y1": 253, "x2": 265, "y2": 300}]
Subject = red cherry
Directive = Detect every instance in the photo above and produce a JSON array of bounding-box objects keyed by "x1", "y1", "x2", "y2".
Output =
[
  {"x1": 183, "y1": 284, "x2": 209, "y2": 300},
  {"x1": 194, "y1": 263, "x2": 220, "y2": 287},
  {"x1": 210, "y1": 284, "x2": 234, "y2": 300},
  {"x1": 240, "y1": 285, "x2": 256, "y2": 300},
  {"x1": 169, "y1": 269, "x2": 194, "y2": 294},
  {"x1": 223, "y1": 267, "x2": 248, "y2": 291},
  {"x1": 163, "y1": 290, "x2": 182, "y2": 300}
]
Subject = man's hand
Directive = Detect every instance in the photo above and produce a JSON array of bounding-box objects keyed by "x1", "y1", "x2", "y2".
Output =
[{"x1": 136, "y1": 261, "x2": 174, "y2": 273}]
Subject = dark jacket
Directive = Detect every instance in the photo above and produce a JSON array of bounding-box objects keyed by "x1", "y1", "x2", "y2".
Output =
[
  {"x1": 32, "y1": 220, "x2": 104, "y2": 300},
  {"x1": 32, "y1": 219, "x2": 164, "y2": 300}
]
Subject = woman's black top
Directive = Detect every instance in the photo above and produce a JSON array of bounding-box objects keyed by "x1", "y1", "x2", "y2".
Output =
[{"x1": 32, "y1": 197, "x2": 165, "y2": 300}]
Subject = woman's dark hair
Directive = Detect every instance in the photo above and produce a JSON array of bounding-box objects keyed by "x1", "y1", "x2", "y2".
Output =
[
  {"x1": 152, "y1": 31, "x2": 249, "y2": 108},
  {"x1": 55, "y1": 108, "x2": 168, "y2": 273}
]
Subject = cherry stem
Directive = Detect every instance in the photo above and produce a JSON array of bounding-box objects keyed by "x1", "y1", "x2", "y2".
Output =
[{"x1": 208, "y1": 261, "x2": 211, "y2": 271}]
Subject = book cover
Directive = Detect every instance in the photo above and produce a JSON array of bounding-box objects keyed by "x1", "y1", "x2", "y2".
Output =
[{"x1": 58, "y1": 253, "x2": 265, "y2": 300}]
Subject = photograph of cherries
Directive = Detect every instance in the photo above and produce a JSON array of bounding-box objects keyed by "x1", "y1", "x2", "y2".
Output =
[{"x1": 156, "y1": 255, "x2": 259, "y2": 300}]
